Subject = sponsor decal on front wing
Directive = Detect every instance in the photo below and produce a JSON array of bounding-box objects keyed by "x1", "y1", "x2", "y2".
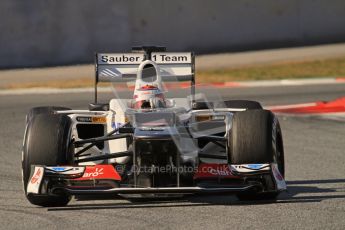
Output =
[
  {"x1": 230, "y1": 164, "x2": 270, "y2": 174},
  {"x1": 45, "y1": 166, "x2": 85, "y2": 175},
  {"x1": 271, "y1": 163, "x2": 286, "y2": 190},
  {"x1": 73, "y1": 165, "x2": 121, "y2": 181},
  {"x1": 27, "y1": 166, "x2": 44, "y2": 194},
  {"x1": 194, "y1": 164, "x2": 239, "y2": 179}
]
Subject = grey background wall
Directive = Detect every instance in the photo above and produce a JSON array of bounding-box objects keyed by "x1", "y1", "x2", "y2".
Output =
[{"x1": 1, "y1": 0, "x2": 345, "y2": 68}]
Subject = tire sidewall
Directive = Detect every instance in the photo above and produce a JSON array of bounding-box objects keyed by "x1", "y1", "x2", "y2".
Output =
[{"x1": 272, "y1": 116, "x2": 285, "y2": 177}]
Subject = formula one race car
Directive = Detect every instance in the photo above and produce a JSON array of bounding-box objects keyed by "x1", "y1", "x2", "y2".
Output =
[{"x1": 22, "y1": 46, "x2": 286, "y2": 207}]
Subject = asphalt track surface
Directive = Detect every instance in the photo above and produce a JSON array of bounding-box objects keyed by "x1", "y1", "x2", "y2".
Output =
[{"x1": 0, "y1": 83, "x2": 345, "y2": 229}]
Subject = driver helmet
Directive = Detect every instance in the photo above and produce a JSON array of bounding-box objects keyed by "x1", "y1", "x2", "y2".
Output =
[{"x1": 133, "y1": 85, "x2": 166, "y2": 109}]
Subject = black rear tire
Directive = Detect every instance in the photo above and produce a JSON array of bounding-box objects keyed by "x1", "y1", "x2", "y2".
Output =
[
  {"x1": 229, "y1": 109, "x2": 284, "y2": 200},
  {"x1": 218, "y1": 100, "x2": 263, "y2": 110},
  {"x1": 193, "y1": 100, "x2": 262, "y2": 110},
  {"x1": 22, "y1": 113, "x2": 73, "y2": 207}
]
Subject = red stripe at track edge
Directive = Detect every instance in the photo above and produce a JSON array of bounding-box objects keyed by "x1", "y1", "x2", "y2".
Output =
[{"x1": 271, "y1": 97, "x2": 345, "y2": 114}]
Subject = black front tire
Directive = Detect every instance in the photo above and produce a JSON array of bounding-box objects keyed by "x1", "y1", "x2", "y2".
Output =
[
  {"x1": 22, "y1": 113, "x2": 73, "y2": 207},
  {"x1": 229, "y1": 110, "x2": 284, "y2": 201},
  {"x1": 230, "y1": 110, "x2": 273, "y2": 164},
  {"x1": 26, "y1": 106, "x2": 71, "y2": 123}
]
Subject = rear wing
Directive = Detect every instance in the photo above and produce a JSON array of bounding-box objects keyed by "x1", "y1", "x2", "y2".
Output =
[
  {"x1": 93, "y1": 47, "x2": 195, "y2": 103},
  {"x1": 96, "y1": 52, "x2": 195, "y2": 82}
]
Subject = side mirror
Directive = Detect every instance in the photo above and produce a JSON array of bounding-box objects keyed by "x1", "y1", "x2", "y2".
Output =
[
  {"x1": 192, "y1": 101, "x2": 214, "y2": 110},
  {"x1": 89, "y1": 103, "x2": 109, "y2": 111},
  {"x1": 166, "y1": 99, "x2": 176, "y2": 107}
]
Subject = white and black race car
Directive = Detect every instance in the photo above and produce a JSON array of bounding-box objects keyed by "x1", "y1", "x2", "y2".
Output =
[{"x1": 22, "y1": 46, "x2": 286, "y2": 207}]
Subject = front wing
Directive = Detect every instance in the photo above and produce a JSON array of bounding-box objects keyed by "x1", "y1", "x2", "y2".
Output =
[{"x1": 27, "y1": 163, "x2": 286, "y2": 197}]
